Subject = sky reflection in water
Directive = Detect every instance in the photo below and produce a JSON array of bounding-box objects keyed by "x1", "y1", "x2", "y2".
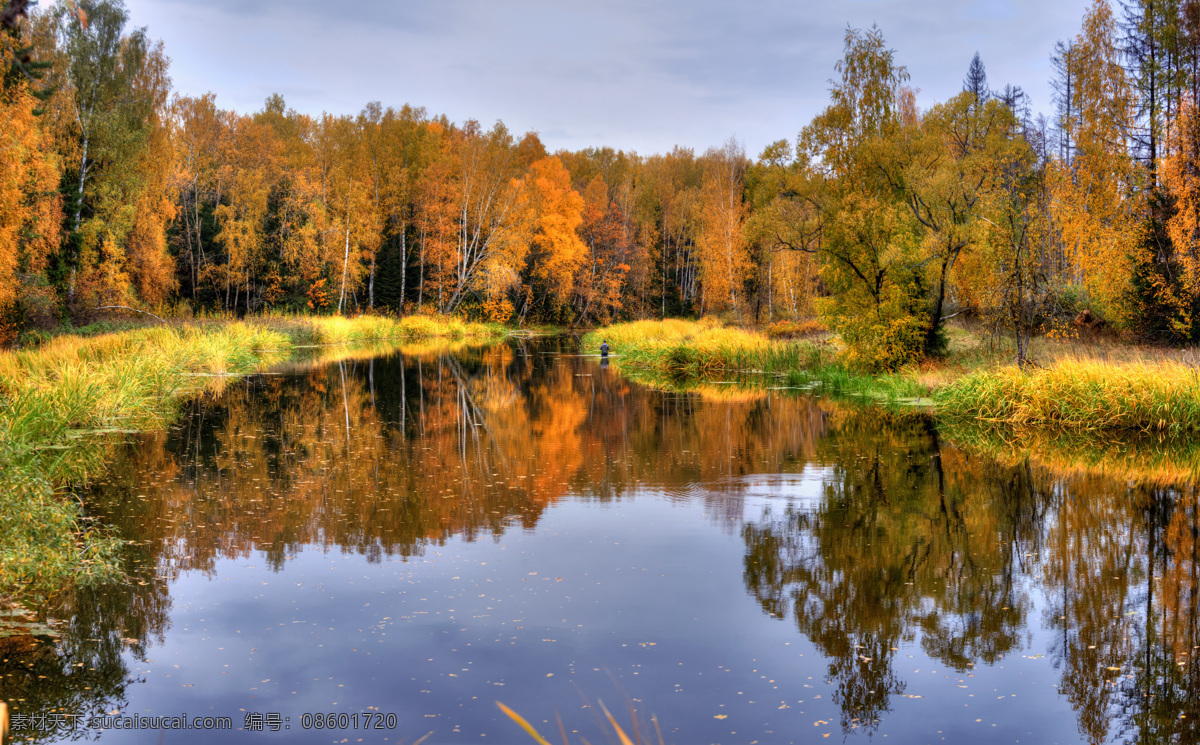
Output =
[{"x1": 2, "y1": 337, "x2": 1198, "y2": 744}]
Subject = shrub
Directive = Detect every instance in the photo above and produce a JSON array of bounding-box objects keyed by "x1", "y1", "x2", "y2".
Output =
[
  {"x1": 765, "y1": 319, "x2": 826, "y2": 339},
  {"x1": 837, "y1": 314, "x2": 928, "y2": 373},
  {"x1": 765, "y1": 320, "x2": 801, "y2": 339}
]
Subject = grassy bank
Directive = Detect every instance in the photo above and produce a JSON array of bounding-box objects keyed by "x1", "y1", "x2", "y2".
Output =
[
  {"x1": 583, "y1": 320, "x2": 929, "y2": 404},
  {"x1": 0, "y1": 315, "x2": 505, "y2": 606},
  {"x1": 937, "y1": 358, "x2": 1200, "y2": 433},
  {"x1": 586, "y1": 319, "x2": 1200, "y2": 431},
  {"x1": 256, "y1": 313, "x2": 505, "y2": 346},
  {"x1": 583, "y1": 319, "x2": 822, "y2": 376}
]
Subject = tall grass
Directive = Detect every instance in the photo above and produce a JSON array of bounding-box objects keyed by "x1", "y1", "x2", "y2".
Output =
[
  {"x1": 0, "y1": 314, "x2": 508, "y2": 607},
  {"x1": 258, "y1": 314, "x2": 505, "y2": 346},
  {"x1": 0, "y1": 323, "x2": 291, "y2": 606},
  {"x1": 592, "y1": 320, "x2": 1200, "y2": 430},
  {"x1": 585, "y1": 319, "x2": 930, "y2": 405},
  {"x1": 936, "y1": 357, "x2": 1200, "y2": 433},
  {"x1": 584, "y1": 319, "x2": 823, "y2": 377},
  {"x1": 497, "y1": 697, "x2": 664, "y2": 745}
]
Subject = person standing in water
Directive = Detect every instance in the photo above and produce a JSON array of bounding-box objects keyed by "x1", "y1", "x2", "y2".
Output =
[{"x1": 599, "y1": 340, "x2": 610, "y2": 358}]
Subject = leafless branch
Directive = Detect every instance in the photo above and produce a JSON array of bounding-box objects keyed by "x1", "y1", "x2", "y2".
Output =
[{"x1": 94, "y1": 305, "x2": 170, "y2": 324}]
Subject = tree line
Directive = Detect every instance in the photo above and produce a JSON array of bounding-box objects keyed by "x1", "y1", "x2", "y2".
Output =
[{"x1": 4, "y1": 0, "x2": 1200, "y2": 367}]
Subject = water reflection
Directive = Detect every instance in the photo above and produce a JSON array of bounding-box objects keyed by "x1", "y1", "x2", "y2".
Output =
[
  {"x1": 743, "y1": 414, "x2": 1038, "y2": 733},
  {"x1": 1, "y1": 337, "x2": 1198, "y2": 744},
  {"x1": 89, "y1": 338, "x2": 828, "y2": 572},
  {"x1": 744, "y1": 410, "x2": 1200, "y2": 742}
]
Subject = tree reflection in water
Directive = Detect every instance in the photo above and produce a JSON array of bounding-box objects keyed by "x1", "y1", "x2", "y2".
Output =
[
  {"x1": 1, "y1": 338, "x2": 1198, "y2": 743},
  {"x1": 743, "y1": 408, "x2": 1200, "y2": 743}
]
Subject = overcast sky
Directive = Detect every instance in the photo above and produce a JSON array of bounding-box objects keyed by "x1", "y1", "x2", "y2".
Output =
[{"x1": 115, "y1": 0, "x2": 1093, "y2": 158}]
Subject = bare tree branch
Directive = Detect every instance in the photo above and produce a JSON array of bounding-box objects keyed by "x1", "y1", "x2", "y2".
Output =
[{"x1": 94, "y1": 306, "x2": 170, "y2": 324}]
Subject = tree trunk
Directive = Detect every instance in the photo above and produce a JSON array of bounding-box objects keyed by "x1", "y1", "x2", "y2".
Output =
[
  {"x1": 339, "y1": 225, "x2": 350, "y2": 313},
  {"x1": 68, "y1": 135, "x2": 91, "y2": 302},
  {"x1": 399, "y1": 221, "x2": 407, "y2": 313},
  {"x1": 368, "y1": 254, "x2": 376, "y2": 310},
  {"x1": 925, "y1": 254, "x2": 953, "y2": 357},
  {"x1": 418, "y1": 226, "x2": 425, "y2": 311}
]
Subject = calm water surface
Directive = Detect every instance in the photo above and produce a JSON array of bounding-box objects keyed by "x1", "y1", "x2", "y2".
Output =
[{"x1": 2, "y1": 338, "x2": 1198, "y2": 744}]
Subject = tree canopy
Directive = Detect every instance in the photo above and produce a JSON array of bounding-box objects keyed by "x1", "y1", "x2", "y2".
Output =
[{"x1": 3, "y1": 0, "x2": 1200, "y2": 366}]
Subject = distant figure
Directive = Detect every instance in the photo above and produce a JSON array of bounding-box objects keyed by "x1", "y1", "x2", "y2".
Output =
[{"x1": 599, "y1": 340, "x2": 610, "y2": 358}]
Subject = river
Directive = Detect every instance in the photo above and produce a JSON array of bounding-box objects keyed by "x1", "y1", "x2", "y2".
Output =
[{"x1": 2, "y1": 337, "x2": 1197, "y2": 744}]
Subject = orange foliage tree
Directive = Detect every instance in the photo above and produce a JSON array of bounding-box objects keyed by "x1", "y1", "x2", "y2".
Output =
[
  {"x1": 414, "y1": 122, "x2": 462, "y2": 312},
  {"x1": 573, "y1": 174, "x2": 632, "y2": 324},
  {"x1": 512, "y1": 156, "x2": 586, "y2": 322},
  {"x1": 1161, "y1": 96, "x2": 1200, "y2": 333},
  {"x1": 1049, "y1": 0, "x2": 1142, "y2": 323},
  {"x1": 0, "y1": 83, "x2": 62, "y2": 341}
]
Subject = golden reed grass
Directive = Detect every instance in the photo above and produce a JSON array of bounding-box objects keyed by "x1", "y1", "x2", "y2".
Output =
[
  {"x1": 937, "y1": 357, "x2": 1200, "y2": 433},
  {"x1": 0, "y1": 314, "x2": 506, "y2": 606}
]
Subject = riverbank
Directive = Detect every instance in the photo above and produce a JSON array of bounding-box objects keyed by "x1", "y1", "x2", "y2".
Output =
[
  {"x1": 582, "y1": 319, "x2": 928, "y2": 401},
  {"x1": 937, "y1": 358, "x2": 1200, "y2": 433},
  {"x1": 585, "y1": 319, "x2": 1200, "y2": 433},
  {"x1": 0, "y1": 315, "x2": 506, "y2": 606}
]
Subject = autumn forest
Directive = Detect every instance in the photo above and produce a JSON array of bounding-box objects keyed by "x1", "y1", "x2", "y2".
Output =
[
  {"x1": 2, "y1": 0, "x2": 1200, "y2": 368},
  {"x1": 8, "y1": 2, "x2": 1200, "y2": 738}
]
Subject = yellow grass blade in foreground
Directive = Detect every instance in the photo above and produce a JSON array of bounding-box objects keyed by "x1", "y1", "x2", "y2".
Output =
[
  {"x1": 596, "y1": 700, "x2": 636, "y2": 745},
  {"x1": 495, "y1": 702, "x2": 555, "y2": 745}
]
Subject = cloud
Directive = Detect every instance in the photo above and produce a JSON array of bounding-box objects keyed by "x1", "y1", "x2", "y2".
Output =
[{"x1": 121, "y1": 0, "x2": 1091, "y2": 156}]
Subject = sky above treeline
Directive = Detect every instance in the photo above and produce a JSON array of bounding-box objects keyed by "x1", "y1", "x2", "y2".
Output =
[{"x1": 118, "y1": 0, "x2": 1092, "y2": 157}]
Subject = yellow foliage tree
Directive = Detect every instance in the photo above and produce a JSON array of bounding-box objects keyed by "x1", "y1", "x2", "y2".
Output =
[
  {"x1": 170, "y1": 93, "x2": 224, "y2": 303},
  {"x1": 0, "y1": 83, "x2": 62, "y2": 341},
  {"x1": 695, "y1": 138, "x2": 750, "y2": 315},
  {"x1": 214, "y1": 113, "x2": 279, "y2": 313},
  {"x1": 123, "y1": 43, "x2": 176, "y2": 307},
  {"x1": 1161, "y1": 96, "x2": 1200, "y2": 333},
  {"x1": 1050, "y1": 0, "x2": 1143, "y2": 323},
  {"x1": 744, "y1": 139, "x2": 820, "y2": 321}
]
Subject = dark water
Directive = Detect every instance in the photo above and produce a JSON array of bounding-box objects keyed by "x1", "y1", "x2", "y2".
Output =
[{"x1": 2, "y1": 337, "x2": 1198, "y2": 744}]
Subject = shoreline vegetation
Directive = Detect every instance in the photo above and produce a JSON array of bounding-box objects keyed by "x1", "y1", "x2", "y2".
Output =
[
  {"x1": 0, "y1": 314, "x2": 505, "y2": 607},
  {"x1": 584, "y1": 318, "x2": 1200, "y2": 434},
  {"x1": 6, "y1": 312, "x2": 1200, "y2": 607},
  {"x1": 582, "y1": 319, "x2": 926, "y2": 401}
]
